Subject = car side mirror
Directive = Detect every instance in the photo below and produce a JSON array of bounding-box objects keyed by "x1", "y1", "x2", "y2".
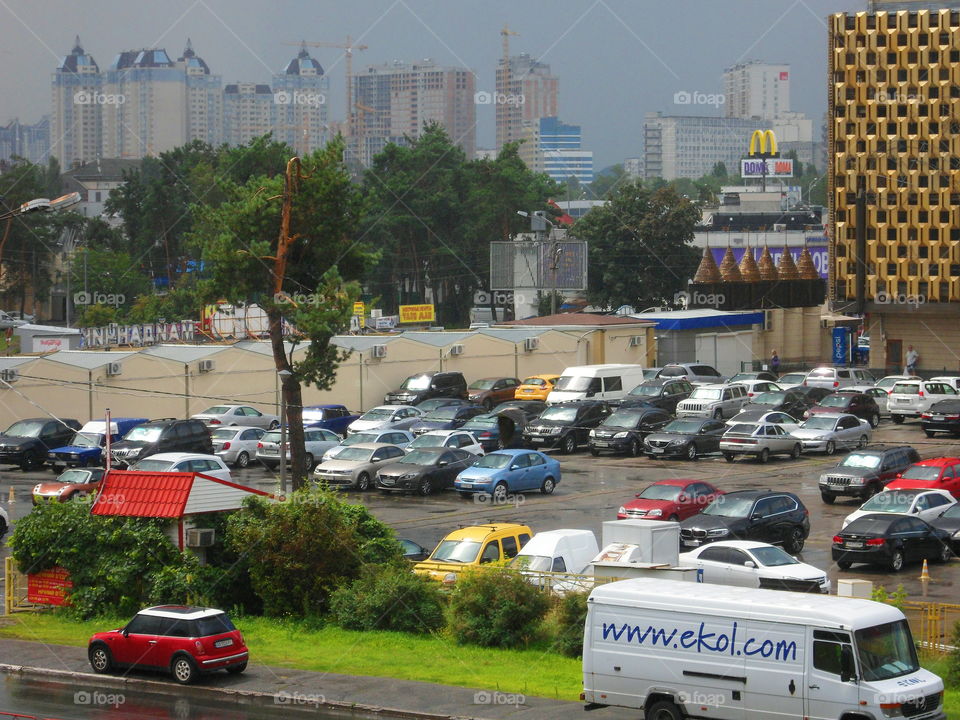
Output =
[
  {"x1": 751, "y1": 513, "x2": 763, "y2": 521},
  {"x1": 744, "y1": 561, "x2": 756, "y2": 568},
  {"x1": 510, "y1": 464, "x2": 519, "y2": 470},
  {"x1": 677, "y1": 495, "x2": 689, "y2": 503},
  {"x1": 121, "y1": 628, "x2": 130, "y2": 638},
  {"x1": 438, "y1": 460, "x2": 448, "y2": 466},
  {"x1": 635, "y1": 493, "x2": 643, "y2": 498}
]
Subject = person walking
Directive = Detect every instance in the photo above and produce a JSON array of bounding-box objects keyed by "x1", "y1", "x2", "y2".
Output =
[
  {"x1": 905, "y1": 345, "x2": 919, "y2": 376},
  {"x1": 770, "y1": 350, "x2": 780, "y2": 374}
]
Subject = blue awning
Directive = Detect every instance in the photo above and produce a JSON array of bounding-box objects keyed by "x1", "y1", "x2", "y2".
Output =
[{"x1": 641, "y1": 312, "x2": 765, "y2": 331}]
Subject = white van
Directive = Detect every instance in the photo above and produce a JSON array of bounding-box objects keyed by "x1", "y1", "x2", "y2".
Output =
[
  {"x1": 583, "y1": 578, "x2": 945, "y2": 720},
  {"x1": 546, "y1": 364, "x2": 645, "y2": 405},
  {"x1": 510, "y1": 529, "x2": 598, "y2": 575}
]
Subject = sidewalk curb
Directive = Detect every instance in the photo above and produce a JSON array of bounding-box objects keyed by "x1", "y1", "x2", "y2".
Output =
[{"x1": 0, "y1": 663, "x2": 474, "y2": 720}]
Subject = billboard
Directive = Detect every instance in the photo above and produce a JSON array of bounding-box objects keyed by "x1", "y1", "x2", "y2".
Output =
[
  {"x1": 740, "y1": 157, "x2": 794, "y2": 178},
  {"x1": 399, "y1": 304, "x2": 436, "y2": 323},
  {"x1": 490, "y1": 240, "x2": 587, "y2": 291},
  {"x1": 28, "y1": 566, "x2": 73, "y2": 606},
  {"x1": 709, "y1": 244, "x2": 828, "y2": 279}
]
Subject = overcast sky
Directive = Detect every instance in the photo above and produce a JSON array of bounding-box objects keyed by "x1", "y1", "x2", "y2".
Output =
[{"x1": 1, "y1": 0, "x2": 862, "y2": 169}]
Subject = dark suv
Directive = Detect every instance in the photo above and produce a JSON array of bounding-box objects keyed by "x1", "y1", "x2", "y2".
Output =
[
  {"x1": 110, "y1": 419, "x2": 213, "y2": 467},
  {"x1": 0, "y1": 418, "x2": 81, "y2": 471},
  {"x1": 522, "y1": 400, "x2": 611, "y2": 454},
  {"x1": 621, "y1": 379, "x2": 694, "y2": 413},
  {"x1": 818, "y1": 445, "x2": 922, "y2": 503},
  {"x1": 679, "y1": 489, "x2": 810, "y2": 553},
  {"x1": 384, "y1": 372, "x2": 467, "y2": 406},
  {"x1": 589, "y1": 406, "x2": 672, "y2": 457}
]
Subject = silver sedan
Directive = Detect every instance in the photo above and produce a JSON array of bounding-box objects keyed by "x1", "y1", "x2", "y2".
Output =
[
  {"x1": 791, "y1": 413, "x2": 871, "y2": 455},
  {"x1": 720, "y1": 422, "x2": 802, "y2": 463},
  {"x1": 192, "y1": 404, "x2": 280, "y2": 430}
]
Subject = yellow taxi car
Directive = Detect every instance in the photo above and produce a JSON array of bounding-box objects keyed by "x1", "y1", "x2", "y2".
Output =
[
  {"x1": 514, "y1": 375, "x2": 560, "y2": 402},
  {"x1": 413, "y1": 523, "x2": 533, "y2": 584}
]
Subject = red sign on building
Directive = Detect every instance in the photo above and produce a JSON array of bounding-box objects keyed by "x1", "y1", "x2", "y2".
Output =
[{"x1": 27, "y1": 566, "x2": 73, "y2": 606}]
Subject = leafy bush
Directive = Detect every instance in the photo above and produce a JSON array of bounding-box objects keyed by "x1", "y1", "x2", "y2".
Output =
[
  {"x1": 225, "y1": 487, "x2": 404, "y2": 617},
  {"x1": 871, "y1": 583, "x2": 908, "y2": 609},
  {"x1": 947, "y1": 621, "x2": 960, "y2": 687},
  {"x1": 549, "y1": 591, "x2": 589, "y2": 658},
  {"x1": 447, "y1": 567, "x2": 550, "y2": 648},
  {"x1": 329, "y1": 565, "x2": 445, "y2": 634}
]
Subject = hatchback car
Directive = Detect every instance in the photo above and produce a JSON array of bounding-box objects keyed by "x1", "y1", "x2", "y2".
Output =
[
  {"x1": 617, "y1": 479, "x2": 723, "y2": 521},
  {"x1": 679, "y1": 541, "x2": 829, "y2": 593},
  {"x1": 679, "y1": 490, "x2": 810, "y2": 553},
  {"x1": 921, "y1": 399, "x2": 960, "y2": 438},
  {"x1": 130, "y1": 453, "x2": 233, "y2": 482},
  {"x1": 720, "y1": 422, "x2": 802, "y2": 463},
  {"x1": 886, "y1": 457, "x2": 960, "y2": 498},
  {"x1": 454, "y1": 449, "x2": 560, "y2": 501},
  {"x1": 514, "y1": 375, "x2": 560, "y2": 402},
  {"x1": 818, "y1": 446, "x2": 921, "y2": 503},
  {"x1": 210, "y1": 426, "x2": 265, "y2": 468},
  {"x1": 724, "y1": 410, "x2": 801, "y2": 433},
  {"x1": 832, "y1": 515, "x2": 952, "y2": 571},
  {"x1": 791, "y1": 414, "x2": 872, "y2": 455},
  {"x1": 413, "y1": 523, "x2": 532, "y2": 584},
  {"x1": 775, "y1": 372, "x2": 809, "y2": 390},
  {"x1": 643, "y1": 418, "x2": 727, "y2": 460},
  {"x1": 588, "y1": 406, "x2": 672, "y2": 457},
  {"x1": 620, "y1": 379, "x2": 694, "y2": 413},
  {"x1": 32, "y1": 467, "x2": 105, "y2": 504},
  {"x1": 190, "y1": 405, "x2": 279, "y2": 430},
  {"x1": 256, "y1": 427, "x2": 341, "y2": 470},
  {"x1": 346, "y1": 405, "x2": 422, "y2": 435},
  {"x1": 931, "y1": 504, "x2": 960, "y2": 552},
  {"x1": 888, "y1": 379, "x2": 959, "y2": 423},
  {"x1": 804, "y1": 392, "x2": 881, "y2": 428},
  {"x1": 467, "y1": 377, "x2": 522, "y2": 410},
  {"x1": 522, "y1": 401, "x2": 611, "y2": 454},
  {"x1": 314, "y1": 442, "x2": 408, "y2": 491},
  {"x1": 376, "y1": 447, "x2": 478, "y2": 495},
  {"x1": 88, "y1": 605, "x2": 248, "y2": 684},
  {"x1": 841, "y1": 489, "x2": 956, "y2": 529},
  {"x1": 405, "y1": 429, "x2": 485, "y2": 456}
]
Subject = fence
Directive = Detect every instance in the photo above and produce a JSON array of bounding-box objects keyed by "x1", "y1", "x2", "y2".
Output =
[
  {"x1": 3, "y1": 557, "x2": 37, "y2": 615},
  {"x1": 903, "y1": 600, "x2": 960, "y2": 654}
]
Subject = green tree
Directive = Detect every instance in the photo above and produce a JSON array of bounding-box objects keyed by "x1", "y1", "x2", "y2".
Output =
[
  {"x1": 711, "y1": 161, "x2": 728, "y2": 178},
  {"x1": 576, "y1": 181, "x2": 701, "y2": 310},
  {"x1": 588, "y1": 164, "x2": 628, "y2": 199}
]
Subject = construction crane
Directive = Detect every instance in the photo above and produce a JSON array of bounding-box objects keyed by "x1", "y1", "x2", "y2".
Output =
[
  {"x1": 498, "y1": 24, "x2": 519, "y2": 147},
  {"x1": 284, "y1": 38, "x2": 369, "y2": 137}
]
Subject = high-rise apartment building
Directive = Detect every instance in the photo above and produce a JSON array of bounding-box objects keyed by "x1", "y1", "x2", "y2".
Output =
[
  {"x1": 868, "y1": 1, "x2": 959, "y2": 10},
  {"x1": 180, "y1": 40, "x2": 222, "y2": 147},
  {"x1": 723, "y1": 61, "x2": 790, "y2": 121},
  {"x1": 0, "y1": 117, "x2": 50, "y2": 164},
  {"x1": 272, "y1": 46, "x2": 330, "y2": 156},
  {"x1": 829, "y1": 9, "x2": 960, "y2": 370},
  {"x1": 495, "y1": 53, "x2": 558, "y2": 151},
  {"x1": 51, "y1": 37, "x2": 102, "y2": 168},
  {"x1": 519, "y1": 117, "x2": 593, "y2": 182},
  {"x1": 352, "y1": 59, "x2": 476, "y2": 167},
  {"x1": 223, "y1": 82, "x2": 274, "y2": 147}
]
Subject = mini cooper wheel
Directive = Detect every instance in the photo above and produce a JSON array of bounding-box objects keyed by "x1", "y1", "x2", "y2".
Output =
[
  {"x1": 226, "y1": 661, "x2": 247, "y2": 675},
  {"x1": 88, "y1": 644, "x2": 113, "y2": 674},
  {"x1": 171, "y1": 654, "x2": 198, "y2": 684}
]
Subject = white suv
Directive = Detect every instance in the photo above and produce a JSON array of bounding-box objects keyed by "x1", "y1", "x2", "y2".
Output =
[
  {"x1": 888, "y1": 379, "x2": 959, "y2": 423},
  {"x1": 803, "y1": 367, "x2": 876, "y2": 390},
  {"x1": 676, "y1": 384, "x2": 748, "y2": 419}
]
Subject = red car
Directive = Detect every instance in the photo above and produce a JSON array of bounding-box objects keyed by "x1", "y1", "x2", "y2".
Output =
[
  {"x1": 886, "y1": 457, "x2": 960, "y2": 498},
  {"x1": 88, "y1": 605, "x2": 248, "y2": 684},
  {"x1": 617, "y1": 479, "x2": 723, "y2": 521}
]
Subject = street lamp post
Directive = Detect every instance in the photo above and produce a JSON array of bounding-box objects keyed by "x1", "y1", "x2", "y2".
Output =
[{"x1": 277, "y1": 368, "x2": 293, "y2": 495}]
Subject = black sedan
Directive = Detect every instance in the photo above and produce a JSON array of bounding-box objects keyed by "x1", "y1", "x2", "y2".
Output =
[
  {"x1": 742, "y1": 389, "x2": 811, "y2": 419},
  {"x1": 931, "y1": 503, "x2": 960, "y2": 551},
  {"x1": 414, "y1": 398, "x2": 476, "y2": 413},
  {"x1": 921, "y1": 399, "x2": 960, "y2": 438},
  {"x1": 407, "y1": 405, "x2": 486, "y2": 435},
  {"x1": 832, "y1": 514, "x2": 952, "y2": 571},
  {"x1": 375, "y1": 448, "x2": 477, "y2": 495},
  {"x1": 620, "y1": 379, "x2": 693, "y2": 413},
  {"x1": 791, "y1": 386, "x2": 835, "y2": 405},
  {"x1": 643, "y1": 418, "x2": 727, "y2": 460},
  {"x1": 588, "y1": 407, "x2": 672, "y2": 457}
]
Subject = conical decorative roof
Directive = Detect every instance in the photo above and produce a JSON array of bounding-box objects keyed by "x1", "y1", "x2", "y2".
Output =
[
  {"x1": 719, "y1": 247, "x2": 742, "y2": 282},
  {"x1": 758, "y1": 246, "x2": 778, "y2": 281},
  {"x1": 739, "y1": 249, "x2": 761, "y2": 282},
  {"x1": 778, "y1": 247, "x2": 801, "y2": 280},
  {"x1": 797, "y1": 247, "x2": 819, "y2": 279},
  {"x1": 693, "y1": 247, "x2": 722, "y2": 283}
]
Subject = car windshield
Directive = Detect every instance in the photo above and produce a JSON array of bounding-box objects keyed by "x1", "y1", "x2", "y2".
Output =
[
  {"x1": 540, "y1": 407, "x2": 578, "y2": 423},
  {"x1": 469, "y1": 379, "x2": 496, "y2": 390},
  {"x1": 661, "y1": 420, "x2": 704, "y2": 434},
  {"x1": 56, "y1": 469, "x2": 92, "y2": 484},
  {"x1": 702, "y1": 496, "x2": 754, "y2": 517},
  {"x1": 361, "y1": 409, "x2": 394, "y2": 420},
  {"x1": 522, "y1": 378, "x2": 546, "y2": 387},
  {"x1": 509, "y1": 555, "x2": 552, "y2": 572},
  {"x1": 554, "y1": 376, "x2": 592, "y2": 392},
  {"x1": 728, "y1": 373, "x2": 756, "y2": 383},
  {"x1": 752, "y1": 392, "x2": 785, "y2": 405},
  {"x1": 196, "y1": 613, "x2": 236, "y2": 637},
  {"x1": 70, "y1": 432, "x2": 103, "y2": 448},
  {"x1": 855, "y1": 621, "x2": 920, "y2": 682},
  {"x1": 658, "y1": 366, "x2": 687, "y2": 377},
  {"x1": 123, "y1": 426, "x2": 162, "y2": 442},
  {"x1": 840, "y1": 453, "x2": 882, "y2": 469},
  {"x1": 4, "y1": 420, "x2": 44, "y2": 437},
  {"x1": 475, "y1": 453, "x2": 512, "y2": 469},
  {"x1": 131, "y1": 459, "x2": 174, "y2": 471},
  {"x1": 819, "y1": 395, "x2": 852, "y2": 407},
  {"x1": 628, "y1": 384, "x2": 661, "y2": 397},
  {"x1": 335, "y1": 447, "x2": 373, "y2": 462},
  {"x1": 200, "y1": 406, "x2": 231, "y2": 415},
  {"x1": 211, "y1": 428, "x2": 239, "y2": 440},
  {"x1": 398, "y1": 450, "x2": 441, "y2": 465},
  {"x1": 749, "y1": 546, "x2": 798, "y2": 567},
  {"x1": 409, "y1": 435, "x2": 446, "y2": 449},
  {"x1": 727, "y1": 423, "x2": 759, "y2": 435},
  {"x1": 463, "y1": 417, "x2": 496, "y2": 429},
  {"x1": 861, "y1": 492, "x2": 916, "y2": 512},
  {"x1": 638, "y1": 484, "x2": 682, "y2": 501},
  {"x1": 809, "y1": 369, "x2": 836, "y2": 378},
  {"x1": 779, "y1": 374, "x2": 806, "y2": 384},
  {"x1": 343, "y1": 433, "x2": 378, "y2": 445},
  {"x1": 689, "y1": 388, "x2": 721, "y2": 400},
  {"x1": 430, "y1": 539, "x2": 481, "y2": 563},
  {"x1": 891, "y1": 383, "x2": 920, "y2": 395},
  {"x1": 603, "y1": 410, "x2": 645, "y2": 427},
  {"x1": 422, "y1": 407, "x2": 461, "y2": 420},
  {"x1": 802, "y1": 417, "x2": 837, "y2": 430},
  {"x1": 401, "y1": 376, "x2": 432, "y2": 390},
  {"x1": 261, "y1": 431, "x2": 281, "y2": 444},
  {"x1": 900, "y1": 465, "x2": 943, "y2": 481}
]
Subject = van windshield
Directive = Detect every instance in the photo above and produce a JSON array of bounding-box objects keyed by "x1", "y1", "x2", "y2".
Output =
[
  {"x1": 554, "y1": 376, "x2": 592, "y2": 392},
  {"x1": 855, "y1": 620, "x2": 919, "y2": 681},
  {"x1": 430, "y1": 539, "x2": 481, "y2": 563},
  {"x1": 510, "y1": 555, "x2": 551, "y2": 572}
]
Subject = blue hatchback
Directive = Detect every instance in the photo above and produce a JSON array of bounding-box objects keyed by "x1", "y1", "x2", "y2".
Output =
[{"x1": 454, "y1": 449, "x2": 560, "y2": 502}]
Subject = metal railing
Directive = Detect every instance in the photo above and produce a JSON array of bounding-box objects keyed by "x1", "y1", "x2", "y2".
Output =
[
  {"x1": 3, "y1": 557, "x2": 38, "y2": 615},
  {"x1": 902, "y1": 601, "x2": 960, "y2": 654}
]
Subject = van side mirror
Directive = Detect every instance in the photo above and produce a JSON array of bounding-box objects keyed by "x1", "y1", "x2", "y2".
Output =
[{"x1": 840, "y1": 646, "x2": 857, "y2": 683}]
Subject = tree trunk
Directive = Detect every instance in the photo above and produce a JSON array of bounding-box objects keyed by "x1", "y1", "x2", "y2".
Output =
[{"x1": 268, "y1": 306, "x2": 307, "y2": 490}]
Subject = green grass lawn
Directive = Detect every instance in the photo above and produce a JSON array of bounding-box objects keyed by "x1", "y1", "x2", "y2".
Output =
[
  {"x1": 0, "y1": 613, "x2": 956, "y2": 710},
  {"x1": 0, "y1": 613, "x2": 582, "y2": 700}
]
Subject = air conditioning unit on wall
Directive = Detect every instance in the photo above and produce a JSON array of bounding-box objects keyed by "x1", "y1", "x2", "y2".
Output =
[
  {"x1": 198, "y1": 359, "x2": 215, "y2": 373},
  {"x1": 629, "y1": 336, "x2": 643, "y2": 347},
  {"x1": 449, "y1": 344, "x2": 464, "y2": 356},
  {"x1": 106, "y1": 362, "x2": 122, "y2": 376},
  {"x1": 185, "y1": 528, "x2": 216, "y2": 547},
  {"x1": 524, "y1": 337, "x2": 539, "y2": 352},
  {"x1": 372, "y1": 344, "x2": 387, "y2": 358},
  {"x1": 0, "y1": 368, "x2": 18, "y2": 384}
]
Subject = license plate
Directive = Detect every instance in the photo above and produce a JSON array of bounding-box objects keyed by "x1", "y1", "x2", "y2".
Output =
[
  {"x1": 214, "y1": 638, "x2": 233, "y2": 648},
  {"x1": 846, "y1": 541, "x2": 864, "y2": 549},
  {"x1": 530, "y1": 438, "x2": 544, "y2": 444},
  {"x1": 897, "y1": 398, "x2": 910, "y2": 404},
  {"x1": 683, "y1": 540, "x2": 701, "y2": 547},
  {"x1": 649, "y1": 447, "x2": 665, "y2": 453},
  {"x1": 523, "y1": 389, "x2": 534, "y2": 394},
  {"x1": 594, "y1": 441, "x2": 609, "y2": 447},
  {"x1": 930, "y1": 415, "x2": 945, "y2": 421},
  {"x1": 459, "y1": 482, "x2": 473, "y2": 488}
]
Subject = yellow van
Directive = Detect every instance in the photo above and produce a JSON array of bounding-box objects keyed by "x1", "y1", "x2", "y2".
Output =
[
  {"x1": 514, "y1": 375, "x2": 560, "y2": 402},
  {"x1": 413, "y1": 523, "x2": 533, "y2": 584}
]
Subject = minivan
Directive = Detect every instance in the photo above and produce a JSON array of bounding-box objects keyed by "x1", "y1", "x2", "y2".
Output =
[
  {"x1": 383, "y1": 371, "x2": 467, "y2": 406},
  {"x1": 110, "y1": 419, "x2": 212, "y2": 467},
  {"x1": 546, "y1": 364, "x2": 645, "y2": 405}
]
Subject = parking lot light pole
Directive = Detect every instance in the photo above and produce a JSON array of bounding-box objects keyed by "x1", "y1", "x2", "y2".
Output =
[{"x1": 278, "y1": 368, "x2": 293, "y2": 495}]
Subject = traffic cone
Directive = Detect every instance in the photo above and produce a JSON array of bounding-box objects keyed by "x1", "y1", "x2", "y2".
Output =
[
  {"x1": 919, "y1": 559, "x2": 931, "y2": 582},
  {"x1": 7, "y1": 486, "x2": 14, "y2": 504}
]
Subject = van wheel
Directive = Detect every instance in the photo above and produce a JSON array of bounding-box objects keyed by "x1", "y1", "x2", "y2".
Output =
[
  {"x1": 647, "y1": 700, "x2": 683, "y2": 720},
  {"x1": 541, "y1": 476, "x2": 556, "y2": 495},
  {"x1": 869, "y1": 413, "x2": 880, "y2": 429},
  {"x1": 235, "y1": 451, "x2": 250, "y2": 469},
  {"x1": 171, "y1": 654, "x2": 197, "y2": 684},
  {"x1": 892, "y1": 415, "x2": 904, "y2": 424},
  {"x1": 825, "y1": 440, "x2": 836, "y2": 456}
]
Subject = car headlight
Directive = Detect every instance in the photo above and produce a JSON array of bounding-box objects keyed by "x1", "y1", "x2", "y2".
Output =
[
  {"x1": 613, "y1": 432, "x2": 629, "y2": 439},
  {"x1": 647, "y1": 509, "x2": 663, "y2": 517},
  {"x1": 48, "y1": 452, "x2": 56, "y2": 458},
  {"x1": 668, "y1": 439, "x2": 684, "y2": 446},
  {"x1": 32, "y1": 484, "x2": 40, "y2": 493},
  {"x1": 127, "y1": 448, "x2": 141, "y2": 457},
  {"x1": 618, "y1": 506, "x2": 627, "y2": 514},
  {"x1": 442, "y1": 572, "x2": 458, "y2": 585},
  {"x1": 850, "y1": 477, "x2": 865, "y2": 484},
  {"x1": 707, "y1": 528, "x2": 729, "y2": 537},
  {"x1": 953, "y1": 529, "x2": 960, "y2": 539},
  {"x1": 589, "y1": 429, "x2": 596, "y2": 437}
]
